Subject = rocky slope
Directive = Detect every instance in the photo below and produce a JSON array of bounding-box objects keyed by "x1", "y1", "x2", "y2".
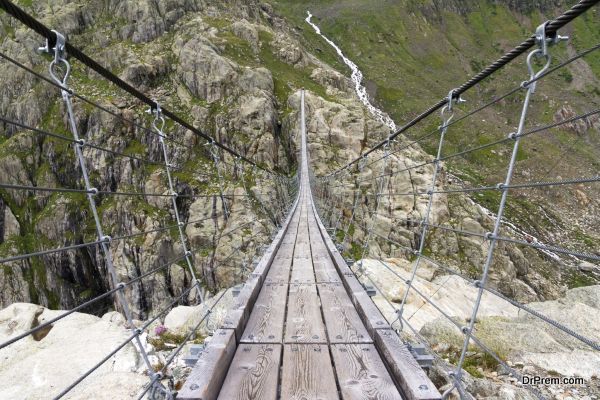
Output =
[
  {"x1": 0, "y1": 0, "x2": 318, "y2": 317},
  {"x1": 0, "y1": 0, "x2": 598, "y2": 398}
]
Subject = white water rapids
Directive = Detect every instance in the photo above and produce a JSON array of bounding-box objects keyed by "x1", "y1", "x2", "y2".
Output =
[{"x1": 305, "y1": 11, "x2": 397, "y2": 132}]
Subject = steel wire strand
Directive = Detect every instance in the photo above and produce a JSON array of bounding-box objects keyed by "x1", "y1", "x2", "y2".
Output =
[
  {"x1": 136, "y1": 288, "x2": 230, "y2": 399},
  {"x1": 322, "y1": 1, "x2": 600, "y2": 175},
  {"x1": 0, "y1": 215, "x2": 221, "y2": 265},
  {"x1": 0, "y1": 52, "x2": 183, "y2": 147},
  {"x1": 326, "y1": 106, "x2": 600, "y2": 189},
  {"x1": 418, "y1": 254, "x2": 600, "y2": 351},
  {"x1": 364, "y1": 175, "x2": 600, "y2": 198},
  {"x1": 346, "y1": 216, "x2": 600, "y2": 352},
  {"x1": 0, "y1": 253, "x2": 188, "y2": 351},
  {"x1": 422, "y1": 222, "x2": 600, "y2": 261},
  {"x1": 0, "y1": 116, "x2": 223, "y2": 180},
  {"x1": 0, "y1": 181, "x2": 265, "y2": 201},
  {"x1": 52, "y1": 283, "x2": 196, "y2": 400}
]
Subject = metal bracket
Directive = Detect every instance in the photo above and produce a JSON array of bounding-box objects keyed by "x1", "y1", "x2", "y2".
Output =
[{"x1": 535, "y1": 21, "x2": 568, "y2": 57}]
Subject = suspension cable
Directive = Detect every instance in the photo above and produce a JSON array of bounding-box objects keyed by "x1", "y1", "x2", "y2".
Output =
[
  {"x1": 447, "y1": 31, "x2": 561, "y2": 396},
  {"x1": 152, "y1": 103, "x2": 204, "y2": 303},
  {"x1": 322, "y1": 0, "x2": 599, "y2": 176},
  {"x1": 0, "y1": 0, "x2": 278, "y2": 173}
]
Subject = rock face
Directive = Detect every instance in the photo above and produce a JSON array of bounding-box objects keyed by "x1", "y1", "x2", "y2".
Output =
[
  {"x1": 0, "y1": 0, "x2": 302, "y2": 317},
  {"x1": 0, "y1": 1, "x2": 598, "y2": 398},
  {"x1": 0, "y1": 303, "x2": 146, "y2": 399}
]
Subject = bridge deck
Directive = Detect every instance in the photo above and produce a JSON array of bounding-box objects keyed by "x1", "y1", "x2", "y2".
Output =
[
  {"x1": 219, "y1": 189, "x2": 402, "y2": 400},
  {"x1": 178, "y1": 90, "x2": 441, "y2": 400}
]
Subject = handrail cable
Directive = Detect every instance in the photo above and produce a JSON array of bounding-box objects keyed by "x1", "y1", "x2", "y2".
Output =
[
  {"x1": 136, "y1": 289, "x2": 230, "y2": 399},
  {"x1": 0, "y1": 252, "x2": 187, "y2": 351},
  {"x1": 0, "y1": 0, "x2": 278, "y2": 173},
  {"x1": 325, "y1": 106, "x2": 600, "y2": 190},
  {"x1": 52, "y1": 284, "x2": 196, "y2": 400},
  {"x1": 324, "y1": 0, "x2": 600, "y2": 176},
  {"x1": 0, "y1": 214, "x2": 219, "y2": 265}
]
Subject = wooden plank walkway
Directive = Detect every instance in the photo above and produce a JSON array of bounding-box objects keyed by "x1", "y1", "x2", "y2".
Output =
[{"x1": 179, "y1": 90, "x2": 441, "y2": 400}]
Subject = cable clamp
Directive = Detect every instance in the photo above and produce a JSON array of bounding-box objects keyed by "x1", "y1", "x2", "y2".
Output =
[
  {"x1": 171, "y1": 191, "x2": 178, "y2": 198},
  {"x1": 134, "y1": 327, "x2": 142, "y2": 335},
  {"x1": 102, "y1": 235, "x2": 112, "y2": 243},
  {"x1": 185, "y1": 250, "x2": 193, "y2": 257},
  {"x1": 461, "y1": 326, "x2": 469, "y2": 334},
  {"x1": 117, "y1": 282, "x2": 126, "y2": 289},
  {"x1": 473, "y1": 280, "x2": 482, "y2": 288},
  {"x1": 496, "y1": 183, "x2": 505, "y2": 190},
  {"x1": 507, "y1": 132, "x2": 517, "y2": 140},
  {"x1": 485, "y1": 232, "x2": 495, "y2": 240},
  {"x1": 89, "y1": 187, "x2": 99, "y2": 195},
  {"x1": 75, "y1": 138, "x2": 85, "y2": 147},
  {"x1": 535, "y1": 21, "x2": 568, "y2": 57},
  {"x1": 444, "y1": 88, "x2": 466, "y2": 114}
]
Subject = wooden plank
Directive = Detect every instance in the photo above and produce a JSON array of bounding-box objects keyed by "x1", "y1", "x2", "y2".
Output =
[
  {"x1": 374, "y1": 329, "x2": 441, "y2": 400},
  {"x1": 331, "y1": 344, "x2": 403, "y2": 400},
  {"x1": 291, "y1": 258, "x2": 315, "y2": 284},
  {"x1": 221, "y1": 309, "x2": 246, "y2": 341},
  {"x1": 217, "y1": 344, "x2": 282, "y2": 400},
  {"x1": 284, "y1": 284, "x2": 326, "y2": 344},
  {"x1": 266, "y1": 243, "x2": 294, "y2": 283},
  {"x1": 313, "y1": 259, "x2": 342, "y2": 284},
  {"x1": 314, "y1": 267, "x2": 342, "y2": 284},
  {"x1": 241, "y1": 283, "x2": 287, "y2": 343},
  {"x1": 317, "y1": 283, "x2": 371, "y2": 344},
  {"x1": 340, "y1": 273, "x2": 366, "y2": 297},
  {"x1": 233, "y1": 276, "x2": 262, "y2": 316},
  {"x1": 310, "y1": 244, "x2": 330, "y2": 260},
  {"x1": 281, "y1": 344, "x2": 340, "y2": 400},
  {"x1": 294, "y1": 242, "x2": 311, "y2": 259},
  {"x1": 352, "y1": 292, "x2": 390, "y2": 333},
  {"x1": 178, "y1": 329, "x2": 237, "y2": 400},
  {"x1": 277, "y1": 243, "x2": 296, "y2": 258}
]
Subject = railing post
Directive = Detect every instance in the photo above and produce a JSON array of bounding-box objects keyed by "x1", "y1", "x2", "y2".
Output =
[
  {"x1": 396, "y1": 89, "x2": 463, "y2": 332},
  {"x1": 355, "y1": 135, "x2": 392, "y2": 274},
  {"x1": 42, "y1": 30, "x2": 158, "y2": 390},
  {"x1": 150, "y1": 103, "x2": 204, "y2": 304},
  {"x1": 445, "y1": 22, "x2": 566, "y2": 399}
]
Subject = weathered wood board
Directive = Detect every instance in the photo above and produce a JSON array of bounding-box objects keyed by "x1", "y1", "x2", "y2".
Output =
[
  {"x1": 178, "y1": 329, "x2": 237, "y2": 400},
  {"x1": 241, "y1": 283, "x2": 288, "y2": 343},
  {"x1": 317, "y1": 283, "x2": 371, "y2": 344},
  {"x1": 281, "y1": 344, "x2": 340, "y2": 400},
  {"x1": 291, "y1": 258, "x2": 315, "y2": 284},
  {"x1": 284, "y1": 284, "x2": 326, "y2": 343},
  {"x1": 217, "y1": 344, "x2": 282, "y2": 400},
  {"x1": 331, "y1": 344, "x2": 403, "y2": 400},
  {"x1": 374, "y1": 329, "x2": 442, "y2": 400}
]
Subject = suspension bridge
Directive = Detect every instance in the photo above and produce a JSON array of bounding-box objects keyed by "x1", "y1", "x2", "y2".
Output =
[{"x1": 0, "y1": 0, "x2": 598, "y2": 399}]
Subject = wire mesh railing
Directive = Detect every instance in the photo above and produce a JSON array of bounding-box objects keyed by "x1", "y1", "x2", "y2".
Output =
[
  {"x1": 311, "y1": 4, "x2": 599, "y2": 399},
  {"x1": 0, "y1": 1, "x2": 299, "y2": 398}
]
